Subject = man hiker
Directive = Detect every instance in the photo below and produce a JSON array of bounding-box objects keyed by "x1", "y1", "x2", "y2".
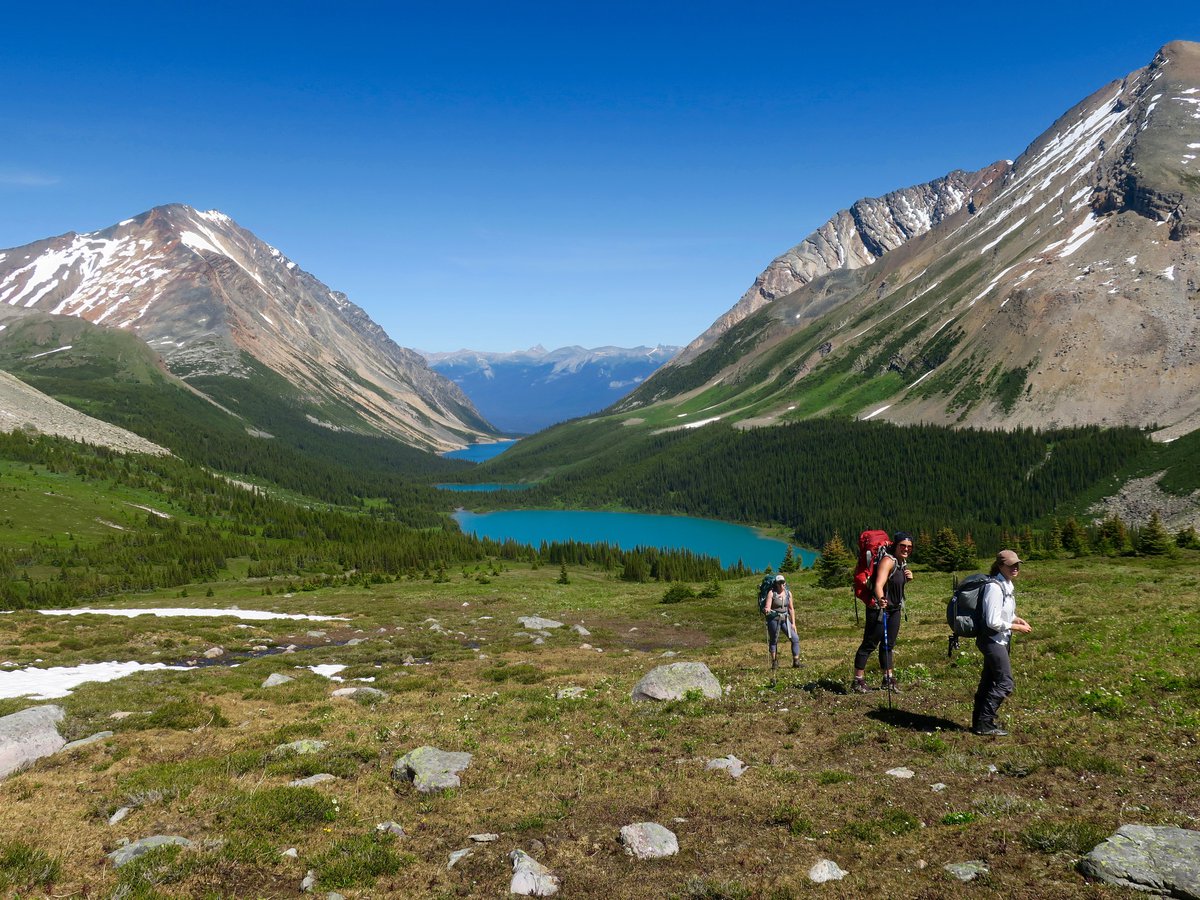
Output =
[{"x1": 763, "y1": 573, "x2": 799, "y2": 669}]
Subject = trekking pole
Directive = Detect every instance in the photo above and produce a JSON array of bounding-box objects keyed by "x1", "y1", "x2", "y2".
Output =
[{"x1": 881, "y1": 606, "x2": 892, "y2": 711}]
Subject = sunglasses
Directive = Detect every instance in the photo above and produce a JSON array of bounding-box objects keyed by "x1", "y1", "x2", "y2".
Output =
[{"x1": 897, "y1": 543, "x2": 913, "y2": 550}]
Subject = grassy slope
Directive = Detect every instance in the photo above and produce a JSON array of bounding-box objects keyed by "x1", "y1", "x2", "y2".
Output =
[{"x1": 0, "y1": 553, "x2": 1196, "y2": 898}]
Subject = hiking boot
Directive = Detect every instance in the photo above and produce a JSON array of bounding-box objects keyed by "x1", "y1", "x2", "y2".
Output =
[
  {"x1": 852, "y1": 677, "x2": 869, "y2": 694},
  {"x1": 792, "y1": 658, "x2": 800, "y2": 668},
  {"x1": 883, "y1": 676, "x2": 901, "y2": 693},
  {"x1": 973, "y1": 725, "x2": 1008, "y2": 737},
  {"x1": 770, "y1": 655, "x2": 778, "y2": 670}
]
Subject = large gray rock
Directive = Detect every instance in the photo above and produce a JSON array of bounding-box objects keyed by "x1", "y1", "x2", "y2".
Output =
[
  {"x1": 808, "y1": 859, "x2": 848, "y2": 883},
  {"x1": 517, "y1": 616, "x2": 564, "y2": 631},
  {"x1": 620, "y1": 822, "x2": 679, "y2": 860},
  {"x1": 1079, "y1": 824, "x2": 1200, "y2": 897},
  {"x1": 393, "y1": 746, "x2": 472, "y2": 792},
  {"x1": 0, "y1": 705, "x2": 65, "y2": 779},
  {"x1": 705, "y1": 755, "x2": 747, "y2": 778},
  {"x1": 108, "y1": 835, "x2": 193, "y2": 867},
  {"x1": 631, "y1": 662, "x2": 721, "y2": 702},
  {"x1": 271, "y1": 739, "x2": 327, "y2": 757},
  {"x1": 509, "y1": 849, "x2": 559, "y2": 896},
  {"x1": 262, "y1": 673, "x2": 294, "y2": 688},
  {"x1": 944, "y1": 861, "x2": 989, "y2": 882}
]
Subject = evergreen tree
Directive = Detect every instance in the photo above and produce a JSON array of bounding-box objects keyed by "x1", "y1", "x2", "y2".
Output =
[
  {"x1": 1045, "y1": 517, "x2": 1064, "y2": 557},
  {"x1": 954, "y1": 532, "x2": 978, "y2": 571},
  {"x1": 1137, "y1": 511, "x2": 1172, "y2": 556},
  {"x1": 928, "y1": 528, "x2": 962, "y2": 572},
  {"x1": 556, "y1": 563, "x2": 570, "y2": 585},
  {"x1": 1097, "y1": 515, "x2": 1131, "y2": 556},
  {"x1": 1175, "y1": 525, "x2": 1200, "y2": 550},
  {"x1": 780, "y1": 545, "x2": 799, "y2": 573},
  {"x1": 814, "y1": 533, "x2": 854, "y2": 589},
  {"x1": 1061, "y1": 517, "x2": 1088, "y2": 555}
]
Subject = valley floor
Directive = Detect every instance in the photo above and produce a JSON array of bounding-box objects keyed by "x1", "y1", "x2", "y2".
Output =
[{"x1": 1, "y1": 554, "x2": 1197, "y2": 898}]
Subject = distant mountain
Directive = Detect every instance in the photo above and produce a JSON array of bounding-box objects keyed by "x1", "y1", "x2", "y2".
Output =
[
  {"x1": 424, "y1": 344, "x2": 680, "y2": 433},
  {"x1": 621, "y1": 40, "x2": 1200, "y2": 435},
  {"x1": 0, "y1": 204, "x2": 496, "y2": 451}
]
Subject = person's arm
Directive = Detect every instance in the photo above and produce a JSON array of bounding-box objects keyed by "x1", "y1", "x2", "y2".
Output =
[
  {"x1": 788, "y1": 591, "x2": 797, "y2": 631},
  {"x1": 1011, "y1": 615, "x2": 1032, "y2": 634},
  {"x1": 981, "y1": 581, "x2": 1005, "y2": 632},
  {"x1": 874, "y1": 556, "x2": 894, "y2": 607}
]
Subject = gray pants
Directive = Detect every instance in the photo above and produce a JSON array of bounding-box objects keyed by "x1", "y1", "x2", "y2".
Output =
[
  {"x1": 973, "y1": 639, "x2": 1014, "y2": 727},
  {"x1": 766, "y1": 615, "x2": 800, "y2": 657}
]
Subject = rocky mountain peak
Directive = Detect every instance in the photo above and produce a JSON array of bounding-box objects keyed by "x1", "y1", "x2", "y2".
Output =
[{"x1": 0, "y1": 206, "x2": 495, "y2": 450}]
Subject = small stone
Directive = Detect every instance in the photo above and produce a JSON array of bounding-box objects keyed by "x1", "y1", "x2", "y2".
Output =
[
  {"x1": 808, "y1": 858, "x2": 848, "y2": 883},
  {"x1": 470, "y1": 833, "x2": 499, "y2": 843},
  {"x1": 326, "y1": 893, "x2": 345, "y2": 900},
  {"x1": 108, "y1": 807, "x2": 131, "y2": 826},
  {"x1": 572, "y1": 624, "x2": 591, "y2": 636},
  {"x1": 931, "y1": 783, "x2": 947, "y2": 792},
  {"x1": 271, "y1": 739, "x2": 327, "y2": 757},
  {"x1": 289, "y1": 773, "x2": 337, "y2": 787},
  {"x1": 448, "y1": 847, "x2": 473, "y2": 868},
  {"x1": 555, "y1": 686, "x2": 586, "y2": 700},
  {"x1": 886, "y1": 767, "x2": 915, "y2": 779},
  {"x1": 262, "y1": 673, "x2": 293, "y2": 688},
  {"x1": 282, "y1": 847, "x2": 299, "y2": 859},
  {"x1": 331, "y1": 686, "x2": 387, "y2": 701},
  {"x1": 376, "y1": 821, "x2": 405, "y2": 838},
  {"x1": 393, "y1": 746, "x2": 472, "y2": 792},
  {"x1": 944, "y1": 860, "x2": 989, "y2": 882},
  {"x1": 346, "y1": 638, "x2": 365, "y2": 646},
  {"x1": 109, "y1": 711, "x2": 136, "y2": 720},
  {"x1": 580, "y1": 643, "x2": 593, "y2": 650},
  {"x1": 619, "y1": 822, "x2": 679, "y2": 860},
  {"x1": 109, "y1": 836, "x2": 192, "y2": 868},
  {"x1": 705, "y1": 755, "x2": 748, "y2": 778},
  {"x1": 62, "y1": 731, "x2": 114, "y2": 752},
  {"x1": 301, "y1": 870, "x2": 316, "y2": 892},
  {"x1": 517, "y1": 616, "x2": 564, "y2": 630},
  {"x1": 509, "y1": 849, "x2": 559, "y2": 896},
  {"x1": 307, "y1": 631, "x2": 327, "y2": 638},
  {"x1": 203, "y1": 646, "x2": 225, "y2": 659}
]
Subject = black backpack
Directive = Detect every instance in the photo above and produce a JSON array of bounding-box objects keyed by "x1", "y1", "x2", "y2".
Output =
[{"x1": 947, "y1": 573, "x2": 995, "y2": 639}]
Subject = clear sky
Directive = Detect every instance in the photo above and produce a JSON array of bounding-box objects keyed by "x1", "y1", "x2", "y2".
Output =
[{"x1": 2, "y1": 1, "x2": 1198, "y2": 353}]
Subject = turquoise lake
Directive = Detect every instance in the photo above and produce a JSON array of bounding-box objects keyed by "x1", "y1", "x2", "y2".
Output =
[
  {"x1": 441, "y1": 440, "x2": 519, "y2": 463},
  {"x1": 436, "y1": 483, "x2": 532, "y2": 492},
  {"x1": 452, "y1": 509, "x2": 815, "y2": 572}
]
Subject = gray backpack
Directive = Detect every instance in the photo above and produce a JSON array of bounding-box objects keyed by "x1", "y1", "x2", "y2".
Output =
[{"x1": 947, "y1": 574, "x2": 995, "y2": 638}]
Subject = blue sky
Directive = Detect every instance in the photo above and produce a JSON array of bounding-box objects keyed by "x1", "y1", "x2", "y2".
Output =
[{"x1": 2, "y1": 2, "x2": 1198, "y2": 352}]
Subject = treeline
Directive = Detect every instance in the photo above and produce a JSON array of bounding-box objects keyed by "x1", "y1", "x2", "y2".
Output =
[
  {"x1": 0, "y1": 431, "x2": 743, "y2": 608},
  {"x1": 472, "y1": 419, "x2": 1153, "y2": 552}
]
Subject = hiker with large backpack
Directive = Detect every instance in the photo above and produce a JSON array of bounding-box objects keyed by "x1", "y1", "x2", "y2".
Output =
[
  {"x1": 761, "y1": 573, "x2": 800, "y2": 670},
  {"x1": 851, "y1": 532, "x2": 914, "y2": 693},
  {"x1": 972, "y1": 549, "x2": 1032, "y2": 736}
]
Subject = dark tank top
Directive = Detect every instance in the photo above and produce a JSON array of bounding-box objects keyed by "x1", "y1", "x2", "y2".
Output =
[{"x1": 881, "y1": 552, "x2": 906, "y2": 608}]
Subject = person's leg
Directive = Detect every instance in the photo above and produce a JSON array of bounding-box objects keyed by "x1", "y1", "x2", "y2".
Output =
[
  {"x1": 789, "y1": 623, "x2": 800, "y2": 667},
  {"x1": 975, "y1": 642, "x2": 1012, "y2": 733},
  {"x1": 853, "y1": 608, "x2": 881, "y2": 690},
  {"x1": 766, "y1": 617, "x2": 780, "y2": 669}
]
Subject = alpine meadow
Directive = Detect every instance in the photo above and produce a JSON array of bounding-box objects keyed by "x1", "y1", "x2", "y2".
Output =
[{"x1": 1, "y1": 27, "x2": 1199, "y2": 900}]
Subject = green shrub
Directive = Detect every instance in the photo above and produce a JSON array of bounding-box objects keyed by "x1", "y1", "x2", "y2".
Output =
[
  {"x1": 768, "y1": 804, "x2": 813, "y2": 836},
  {"x1": 219, "y1": 786, "x2": 337, "y2": 834},
  {"x1": 484, "y1": 663, "x2": 546, "y2": 684},
  {"x1": 1020, "y1": 820, "x2": 1111, "y2": 854},
  {"x1": 941, "y1": 811, "x2": 977, "y2": 825},
  {"x1": 661, "y1": 583, "x2": 696, "y2": 604}
]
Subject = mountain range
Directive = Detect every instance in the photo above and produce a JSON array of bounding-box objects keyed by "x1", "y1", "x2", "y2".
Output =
[
  {"x1": 0, "y1": 204, "x2": 495, "y2": 452},
  {"x1": 619, "y1": 40, "x2": 1200, "y2": 437},
  {"x1": 424, "y1": 344, "x2": 679, "y2": 433}
]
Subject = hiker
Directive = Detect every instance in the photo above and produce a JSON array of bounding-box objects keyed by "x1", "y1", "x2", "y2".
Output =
[
  {"x1": 972, "y1": 549, "x2": 1032, "y2": 736},
  {"x1": 762, "y1": 573, "x2": 799, "y2": 669},
  {"x1": 852, "y1": 532, "x2": 914, "y2": 693}
]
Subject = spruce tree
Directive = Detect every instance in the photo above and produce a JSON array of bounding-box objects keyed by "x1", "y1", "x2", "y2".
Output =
[
  {"x1": 815, "y1": 533, "x2": 854, "y2": 589},
  {"x1": 1137, "y1": 511, "x2": 1172, "y2": 556},
  {"x1": 928, "y1": 528, "x2": 962, "y2": 572},
  {"x1": 1061, "y1": 517, "x2": 1088, "y2": 555},
  {"x1": 1175, "y1": 525, "x2": 1200, "y2": 550}
]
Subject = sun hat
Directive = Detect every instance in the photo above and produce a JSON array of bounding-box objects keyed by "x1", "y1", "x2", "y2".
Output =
[{"x1": 996, "y1": 549, "x2": 1022, "y2": 567}]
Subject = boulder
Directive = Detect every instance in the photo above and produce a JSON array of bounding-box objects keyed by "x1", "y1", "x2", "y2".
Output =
[
  {"x1": 61, "y1": 731, "x2": 113, "y2": 752},
  {"x1": 555, "y1": 687, "x2": 586, "y2": 700},
  {"x1": 108, "y1": 835, "x2": 193, "y2": 867},
  {"x1": 1079, "y1": 824, "x2": 1200, "y2": 897},
  {"x1": 393, "y1": 746, "x2": 472, "y2": 792},
  {"x1": 331, "y1": 686, "x2": 387, "y2": 702},
  {"x1": 509, "y1": 849, "x2": 559, "y2": 896},
  {"x1": 944, "y1": 861, "x2": 989, "y2": 882},
  {"x1": 808, "y1": 859, "x2": 848, "y2": 883},
  {"x1": 376, "y1": 821, "x2": 406, "y2": 838},
  {"x1": 517, "y1": 616, "x2": 564, "y2": 630},
  {"x1": 631, "y1": 662, "x2": 721, "y2": 702},
  {"x1": 0, "y1": 705, "x2": 65, "y2": 779},
  {"x1": 619, "y1": 822, "x2": 679, "y2": 860},
  {"x1": 705, "y1": 755, "x2": 747, "y2": 778},
  {"x1": 448, "y1": 847, "x2": 473, "y2": 868},
  {"x1": 262, "y1": 673, "x2": 294, "y2": 688},
  {"x1": 886, "y1": 766, "x2": 915, "y2": 779},
  {"x1": 289, "y1": 773, "x2": 337, "y2": 787}
]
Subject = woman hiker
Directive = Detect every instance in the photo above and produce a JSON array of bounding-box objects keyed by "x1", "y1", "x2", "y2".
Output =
[
  {"x1": 762, "y1": 573, "x2": 799, "y2": 669},
  {"x1": 973, "y1": 549, "x2": 1032, "y2": 736},
  {"x1": 852, "y1": 532, "x2": 914, "y2": 693}
]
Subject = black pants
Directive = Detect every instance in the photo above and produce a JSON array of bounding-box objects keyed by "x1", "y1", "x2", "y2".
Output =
[
  {"x1": 973, "y1": 639, "x2": 1014, "y2": 727},
  {"x1": 854, "y1": 606, "x2": 901, "y2": 671}
]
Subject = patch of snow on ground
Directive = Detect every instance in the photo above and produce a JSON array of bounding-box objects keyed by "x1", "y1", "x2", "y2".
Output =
[
  {"x1": 1058, "y1": 214, "x2": 1100, "y2": 258},
  {"x1": 1162, "y1": 266, "x2": 1176, "y2": 281},
  {"x1": 28, "y1": 345, "x2": 72, "y2": 359},
  {"x1": 0, "y1": 661, "x2": 187, "y2": 700},
  {"x1": 862, "y1": 405, "x2": 891, "y2": 421},
  {"x1": 682, "y1": 416, "x2": 722, "y2": 429},
  {"x1": 1127, "y1": 256, "x2": 1138, "y2": 265},
  {"x1": 979, "y1": 217, "x2": 1027, "y2": 254},
  {"x1": 125, "y1": 503, "x2": 172, "y2": 519},
  {"x1": 307, "y1": 665, "x2": 347, "y2": 680},
  {"x1": 38, "y1": 608, "x2": 348, "y2": 621}
]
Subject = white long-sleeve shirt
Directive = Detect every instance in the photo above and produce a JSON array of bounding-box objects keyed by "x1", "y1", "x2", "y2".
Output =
[{"x1": 980, "y1": 574, "x2": 1016, "y2": 645}]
